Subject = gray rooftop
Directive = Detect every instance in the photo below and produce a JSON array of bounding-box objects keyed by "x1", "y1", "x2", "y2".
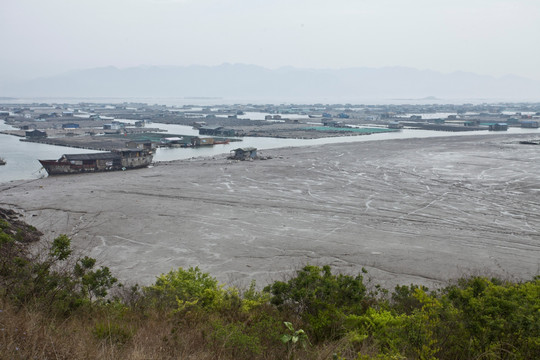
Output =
[{"x1": 63, "y1": 153, "x2": 120, "y2": 161}]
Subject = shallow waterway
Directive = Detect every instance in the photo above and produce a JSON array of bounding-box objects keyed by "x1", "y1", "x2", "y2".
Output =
[
  {"x1": 147, "y1": 122, "x2": 539, "y2": 161},
  {"x1": 1, "y1": 119, "x2": 538, "y2": 183}
]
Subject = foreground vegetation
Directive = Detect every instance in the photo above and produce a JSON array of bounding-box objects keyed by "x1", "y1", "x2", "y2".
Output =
[{"x1": 0, "y1": 213, "x2": 539, "y2": 359}]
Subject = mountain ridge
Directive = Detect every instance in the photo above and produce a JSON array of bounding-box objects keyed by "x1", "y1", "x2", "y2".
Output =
[{"x1": 2, "y1": 64, "x2": 539, "y2": 100}]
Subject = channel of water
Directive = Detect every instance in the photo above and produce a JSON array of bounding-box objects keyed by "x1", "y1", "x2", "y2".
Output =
[{"x1": 1, "y1": 119, "x2": 538, "y2": 183}]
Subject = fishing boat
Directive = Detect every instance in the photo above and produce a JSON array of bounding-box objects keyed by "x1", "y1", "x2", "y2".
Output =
[
  {"x1": 39, "y1": 149, "x2": 153, "y2": 175},
  {"x1": 0, "y1": 157, "x2": 5, "y2": 165}
]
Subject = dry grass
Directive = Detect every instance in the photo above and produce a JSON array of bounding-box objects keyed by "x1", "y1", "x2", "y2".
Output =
[{"x1": 0, "y1": 300, "x2": 300, "y2": 360}]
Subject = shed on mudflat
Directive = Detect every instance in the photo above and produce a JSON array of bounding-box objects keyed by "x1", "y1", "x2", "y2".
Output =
[
  {"x1": 25, "y1": 129, "x2": 47, "y2": 139},
  {"x1": 489, "y1": 123, "x2": 508, "y2": 131},
  {"x1": 230, "y1": 147, "x2": 257, "y2": 160}
]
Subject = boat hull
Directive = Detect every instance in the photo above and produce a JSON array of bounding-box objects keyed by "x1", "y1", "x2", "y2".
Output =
[{"x1": 39, "y1": 152, "x2": 153, "y2": 176}]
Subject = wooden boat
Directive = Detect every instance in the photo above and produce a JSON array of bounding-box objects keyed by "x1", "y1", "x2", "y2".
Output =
[
  {"x1": 39, "y1": 149, "x2": 152, "y2": 175},
  {"x1": 213, "y1": 139, "x2": 230, "y2": 145}
]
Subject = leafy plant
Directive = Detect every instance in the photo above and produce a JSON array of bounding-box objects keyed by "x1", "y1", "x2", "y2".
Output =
[
  {"x1": 49, "y1": 234, "x2": 72, "y2": 261},
  {"x1": 281, "y1": 321, "x2": 310, "y2": 360},
  {"x1": 76, "y1": 257, "x2": 118, "y2": 301}
]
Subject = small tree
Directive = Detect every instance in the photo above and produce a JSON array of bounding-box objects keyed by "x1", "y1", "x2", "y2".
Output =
[
  {"x1": 0, "y1": 229, "x2": 118, "y2": 315},
  {"x1": 75, "y1": 256, "x2": 117, "y2": 301}
]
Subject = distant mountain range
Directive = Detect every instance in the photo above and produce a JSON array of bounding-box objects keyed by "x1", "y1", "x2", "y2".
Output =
[{"x1": 2, "y1": 64, "x2": 540, "y2": 100}]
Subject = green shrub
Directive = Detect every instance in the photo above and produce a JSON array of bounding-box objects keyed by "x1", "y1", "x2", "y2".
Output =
[
  {"x1": 49, "y1": 234, "x2": 72, "y2": 261},
  {"x1": 346, "y1": 277, "x2": 540, "y2": 360},
  {"x1": 144, "y1": 266, "x2": 223, "y2": 310},
  {"x1": 0, "y1": 230, "x2": 117, "y2": 315},
  {"x1": 442, "y1": 276, "x2": 540, "y2": 359},
  {"x1": 390, "y1": 284, "x2": 429, "y2": 314},
  {"x1": 346, "y1": 308, "x2": 408, "y2": 355},
  {"x1": 241, "y1": 279, "x2": 271, "y2": 312},
  {"x1": 265, "y1": 265, "x2": 367, "y2": 342},
  {"x1": 75, "y1": 256, "x2": 118, "y2": 301},
  {"x1": 2, "y1": 212, "x2": 539, "y2": 359}
]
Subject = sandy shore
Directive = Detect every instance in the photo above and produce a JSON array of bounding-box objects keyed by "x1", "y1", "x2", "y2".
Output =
[{"x1": 1, "y1": 134, "x2": 539, "y2": 289}]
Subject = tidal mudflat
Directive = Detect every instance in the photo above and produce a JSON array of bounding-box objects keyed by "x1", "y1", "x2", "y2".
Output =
[{"x1": 1, "y1": 133, "x2": 539, "y2": 289}]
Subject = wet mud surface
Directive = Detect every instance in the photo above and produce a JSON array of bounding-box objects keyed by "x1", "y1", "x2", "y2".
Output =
[{"x1": 1, "y1": 134, "x2": 539, "y2": 289}]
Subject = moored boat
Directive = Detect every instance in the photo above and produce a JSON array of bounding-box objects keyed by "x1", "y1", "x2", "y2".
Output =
[{"x1": 39, "y1": 149, "x2": 153, "y2": 175}]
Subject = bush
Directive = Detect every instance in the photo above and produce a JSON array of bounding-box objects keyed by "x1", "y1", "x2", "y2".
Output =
[
  {"x1": 390, "y1": 284, "x2": 429, "y2": 314},
  {"x1": 0, "y1": 226, "x2": 117, "y2": 315},
  {"x1": 265, "y1": 265, "x2": 367, "y2": 342},
  {"x1": 2, "y1": 212, "x2": 539, "y2": 359},
  {"x1": 442, "y1": 276, "x2": 540, "y2": 359},
  {"x1": 144, "y1": 266, "x2": 223, "y2": 311},
  {"x1": 345, "y1": 277, "x2": 540, "y2": 360}
]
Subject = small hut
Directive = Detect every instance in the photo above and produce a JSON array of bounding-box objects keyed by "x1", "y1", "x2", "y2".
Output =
[
  {"x1": 25, "y1": 129, "x2": 47, "y2": 139},
  {"x1": 191, "y1": 137, "x2": 214, "y2": 146},
  {"x1": 230, "y1": 147, "x2": 257, "y2": 160},
  {"x1": 489, "y1": 123, "x2": 508, "y2": 131}
]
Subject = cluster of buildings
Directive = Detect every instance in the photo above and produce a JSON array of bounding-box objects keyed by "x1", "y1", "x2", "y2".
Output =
[{"x1": 2, "y1": 101, "x2": 540, "y2": 146}]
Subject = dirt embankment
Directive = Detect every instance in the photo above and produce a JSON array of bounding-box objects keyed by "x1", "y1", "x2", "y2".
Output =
[{"x1": 0, "y1": 208, "x2": 42, "y2": 243}]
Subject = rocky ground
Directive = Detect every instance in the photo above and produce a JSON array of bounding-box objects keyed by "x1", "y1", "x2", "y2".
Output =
[{"x1": 1, "y1": 134, "x2": 539, "y2": 289}]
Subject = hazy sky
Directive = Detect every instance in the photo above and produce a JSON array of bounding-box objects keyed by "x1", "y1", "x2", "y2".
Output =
[{"x1": 1, "y1": 0, "x2": 539, "y2": 82}]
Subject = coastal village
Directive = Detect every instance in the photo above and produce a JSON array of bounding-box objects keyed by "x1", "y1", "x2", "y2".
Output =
[
  {"x1": 1, "y1": 101, "x2": 540, "y2": 159},
  {"x1": 1, "y1": 100, "x2": 540, "y2": 176}
]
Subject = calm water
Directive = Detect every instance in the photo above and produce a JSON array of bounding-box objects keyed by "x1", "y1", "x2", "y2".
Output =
[
  {"x1": 1, "y1": 120, "x2": 538, "y2": 183},
  {"x1": 0, "y1": 121, "x2": 103, "y2": 183}
]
